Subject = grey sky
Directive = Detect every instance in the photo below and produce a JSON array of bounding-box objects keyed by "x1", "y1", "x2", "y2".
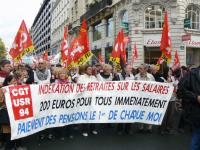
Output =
[{"x1": 0, "y1": 0, "x2": 43, "y2": 49}]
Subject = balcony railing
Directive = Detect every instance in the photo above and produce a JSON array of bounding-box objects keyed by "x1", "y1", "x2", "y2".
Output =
[{"x1": 81, "y1": 0, "x2": 112, "y2": 20}]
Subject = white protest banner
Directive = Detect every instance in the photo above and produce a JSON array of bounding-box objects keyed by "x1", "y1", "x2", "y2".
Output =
[{"x1": 3, "y1": 81, "x2": 174, "y2": 140}]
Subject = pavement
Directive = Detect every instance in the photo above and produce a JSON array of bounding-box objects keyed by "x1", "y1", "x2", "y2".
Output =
[{"x1": 20, "y1": 125, "x2": 191, "y2": 150}]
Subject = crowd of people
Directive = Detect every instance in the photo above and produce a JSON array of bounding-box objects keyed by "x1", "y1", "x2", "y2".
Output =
[{"x1": 0, "y1": 58, "x2": 199, "y2": 150}]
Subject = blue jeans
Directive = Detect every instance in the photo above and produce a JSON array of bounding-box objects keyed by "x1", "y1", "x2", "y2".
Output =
[{"x1": 191, "y1": 127, "x2": 200, "y2": 150}]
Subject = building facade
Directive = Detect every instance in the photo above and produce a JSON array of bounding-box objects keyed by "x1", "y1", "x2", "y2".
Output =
[
  {"x1": 51, "y1": 0, "x2": 88, "y2": 54},
  {"x1": 31, "y1": 0, "x2": 54, "y2": 55},
  {"x1": 33, "y1": 0, "x2": 200, "y2": 66},
  {"x1": 81, "y1": 0, "x2": 120, "y2": 64},
  {"x1": 82, "y1": 0, "x2": 200, "y2": 67},
  {"x1": 51, "y1": 0, "x2": 70, "y2": 55}
]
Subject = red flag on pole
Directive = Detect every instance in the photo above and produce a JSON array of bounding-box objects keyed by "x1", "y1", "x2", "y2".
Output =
[
  {"x1": 61, "y1": 26, "x2": 69, "y2": 62},
  {"x1": 160, "y1": 12, "x2": 172, "y2": 64},
  {"x1": 71, "y1": 19, "x2": 93, "y2": 67},
  {"x1": 120, "y1": 29, "x2": 126, "y2": 64},
  {"x1": 109, "y1": 31, "x2": 121, "y2": 64},
  {"x1": 132, "y1": 42, "x2": 138, "y2": 65},
  {"x1": 9, "y1": 20, "x2": 34, "y2": 62},
  {"x1": 157, "y1": 55, "x2": 165, "y2": 65},
  {"x1": 172, "y1": 50, "x2": 180, "y2": 70}
]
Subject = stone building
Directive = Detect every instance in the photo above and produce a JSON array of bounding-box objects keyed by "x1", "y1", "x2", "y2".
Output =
[
  {"x1": 82, "y1": 0, "x2": 200, "y2": 67},
  {"x1": 31, "y1": 0, "x2": 54, "y2": 55}
]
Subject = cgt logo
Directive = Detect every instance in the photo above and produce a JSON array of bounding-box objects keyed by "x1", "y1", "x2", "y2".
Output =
[{"x1": 9, "y1": 85, "x2": 33, "y2": 121}]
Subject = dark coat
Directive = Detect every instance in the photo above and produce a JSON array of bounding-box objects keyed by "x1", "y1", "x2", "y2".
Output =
[{"x1": 177, "y1": 67, "x2": 200, "y2": 127}]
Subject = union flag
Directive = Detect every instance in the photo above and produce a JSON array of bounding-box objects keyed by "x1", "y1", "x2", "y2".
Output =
[{"x1": 9, "y1": 20, "x2": 34, "y2": 62}]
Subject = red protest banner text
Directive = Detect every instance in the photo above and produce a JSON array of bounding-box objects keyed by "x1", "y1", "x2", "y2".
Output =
[{"x1": 9, "y1": 85, "x2": 33, "y2": 120}]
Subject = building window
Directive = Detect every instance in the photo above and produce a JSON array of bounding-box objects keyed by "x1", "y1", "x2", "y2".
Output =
[
  {"x1": 145, "y1": 5, "x2": 165, "y2": 29},
  {"x1": 121, "y1": 10, "x2": 128, "y2": 23},
  {"x1": 106, "y1": 16, "x2": 114, "y2": 37},
  {"x1": 185, "y1": 5, "x2": 200, "y2": 30},
  {"x1": 71, "y1": 8, "x2": 74, "y2": 21},
  {"x1": 93, "y1": 22, "x2": 103, "y2": 41}
]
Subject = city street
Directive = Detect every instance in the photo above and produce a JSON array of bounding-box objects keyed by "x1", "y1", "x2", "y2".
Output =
[
  {"x1": 20, "y1": 126, "x2": 191, "y2": 150},
  {"x1": 1, "y1": 0, "x2": 200, "y2": 150}
]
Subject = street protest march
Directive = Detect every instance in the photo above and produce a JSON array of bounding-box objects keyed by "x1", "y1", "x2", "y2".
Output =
[{"x1": 3, "y1": 80, "x2": 174, "y2": 140}]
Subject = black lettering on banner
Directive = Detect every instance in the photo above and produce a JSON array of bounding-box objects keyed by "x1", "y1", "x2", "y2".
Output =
[
  {"x1": 95, "y1": 97, "x2": 112, "y2": 106},
  {"x1": 40, "y1": 100, "x2": 51, "y2": 111},
  {"x1": 114, "y1": 96, "x2": 167, "y2": 109}
]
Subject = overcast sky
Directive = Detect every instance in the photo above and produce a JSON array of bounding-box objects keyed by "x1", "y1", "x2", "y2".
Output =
[{"x1": 0, "y1": 0, "x2": 43, "y2": 49}]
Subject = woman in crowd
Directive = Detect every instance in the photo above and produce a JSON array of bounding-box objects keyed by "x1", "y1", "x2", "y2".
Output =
[
  {"x1": 0, "y1": 74, "x2": 27, "y2": 150},
  {"x1": 0, "y1": 60, "x2": 12, "y2": 149},
  {"x1": 55, "y1": 68, "x2": 74, "y2": 140},
  {"x1": 96, "y1": 64, "x2": 113, "y2": 81},
  {"x1": 0, "y1": 60, "x2": 12, "y2": 87},
  {"x1": 55, "y1": 68, "x2": 70, "y2": 84},
  {"x1": 161, "y1": 67, "x2": 184, "y2": 135},
  {"x1": 77, "y1": 64, "x2": 98, "y2": 137}
]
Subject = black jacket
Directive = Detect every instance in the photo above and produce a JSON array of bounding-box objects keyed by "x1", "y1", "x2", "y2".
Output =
[
  {"x1": 177, "y1": 67, "x2": 200, "y2": 127},
  {"x1": 26, "y1": 69, "x2": 34, "y2": 84},
  {"x1": 152, "y1": 72, "x2": 165, "y2": 83}
]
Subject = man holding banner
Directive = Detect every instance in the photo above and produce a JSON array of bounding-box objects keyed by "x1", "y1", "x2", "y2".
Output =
[
  {"x1": 135, "y1": 64, "x2": 155, "y2": 133},
  {"x1": 2, "y1": 70, "x2": 174, "y2": 141}
]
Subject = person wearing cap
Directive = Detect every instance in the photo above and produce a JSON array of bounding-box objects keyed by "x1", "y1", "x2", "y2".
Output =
[
  {"x1": 135, "y1": 64, "x2": 155, "y2": 133},
  {"x1": 33, "y1": 59, "x2": 51, "y2": 84}
]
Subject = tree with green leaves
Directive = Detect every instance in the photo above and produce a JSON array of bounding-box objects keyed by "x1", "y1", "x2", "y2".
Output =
[{"x1": 0, "y1": 38, "x2": 7, "y2": 59}]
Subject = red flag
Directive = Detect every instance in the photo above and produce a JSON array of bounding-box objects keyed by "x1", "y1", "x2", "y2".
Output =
[
  {"x1": 9, "y1": 20, "x2": 34, "y2": 62},
  {"x1": 160, "y1": 12, "x2": 172, "y2": 64},
  {"x1": 110, "y1": 29, "x2": 126, "y2": 65},
  {"x1": 132, "y1": 42, "x2": 138, "y2": 65},
  {"x1": 98, "y1": 53, "x2": 104, "y2": 63},
  {"x1": 79, "y1": 19, "x2": 89, "y2": 53},
  {"x1": 43, "y1": 51, "x2": 48, "y2": 61},
  {"x1": 71, "y1": 19, "x2": 93, "y2": 66},
  {"x1": 70, "y1": 37, "x2": 82, "y2": 61},
  {"x1": 157, "y1": 55, "x2": 164, "y2": 65},
  {"x1": 120, "y1": 29, "x2": 126, "y2": 64},
  {"x1": 66, "y1": 37, "x2": 82, "y2": 69},
  {"x1": 110, "y1": 31, "x2": 121, "y2": 64},
  {"x1": 172, "y1": 50, "x2": 180, "y2": 70},
  {"x1": 61, "y1": 26, "x2": 69, "y2": 62}
]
